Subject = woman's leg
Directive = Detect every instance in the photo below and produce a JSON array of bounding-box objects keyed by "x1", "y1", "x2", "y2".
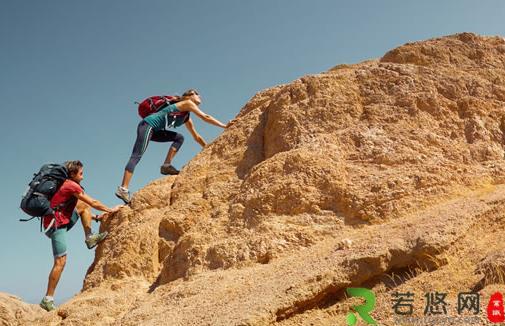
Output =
[
  {"x1": 152, "y1": 130, "x2": 184, "y2": 175},
  {"x1": 151, "y1": 130, "x2": 184, "y2": 175},
  {"x1": 164, "y1": 147, "x2": 178, "y2": 166},
  {"x1": 121, "y1": 121, "x2": 154, "y2": 188},
  {"x1": 151, "y1": 130, "x2": 185, "y2": 166}
]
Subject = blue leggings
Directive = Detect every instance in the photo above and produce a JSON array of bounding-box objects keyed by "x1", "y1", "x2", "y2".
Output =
[{"x1": 125, "y1": 121, "x2": 184, "y2": 173}]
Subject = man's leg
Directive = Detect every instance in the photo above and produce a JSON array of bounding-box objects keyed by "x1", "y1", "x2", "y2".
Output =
[
  {"x1": 75, "y1": 201, "x2": 109, "y2": 249},
  {"x1": 76, "y1": 200, "x2": 92, "y2": 238},
  {"x1": 46, "y1": 255, "x2": 67, "y2": 297},
  {"x1": 41, "y1": 228, "x2": 68, "y2": 311}
]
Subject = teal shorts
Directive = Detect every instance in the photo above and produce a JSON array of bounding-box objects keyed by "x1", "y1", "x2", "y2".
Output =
[{"x1": 45, "y1": 210, "x2": 80, "y2": 258}]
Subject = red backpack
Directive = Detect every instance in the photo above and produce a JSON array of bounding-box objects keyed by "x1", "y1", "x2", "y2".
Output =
[{"x1": 137, "y1": 95, "x2": 177, "y2": 118}]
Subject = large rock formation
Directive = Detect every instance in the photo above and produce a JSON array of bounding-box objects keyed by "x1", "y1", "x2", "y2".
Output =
[{"x1": 3, "y1": 32, "x2": 505, "y2": 325}]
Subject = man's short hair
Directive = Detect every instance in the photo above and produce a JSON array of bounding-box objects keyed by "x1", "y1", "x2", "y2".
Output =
[{"x1": 65, "y1": 160, "x2": 83, "y2": 177}]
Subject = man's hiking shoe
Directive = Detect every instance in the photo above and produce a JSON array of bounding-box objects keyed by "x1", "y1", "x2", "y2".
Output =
[
  {"x1": 39, "y1": 297, "x2": 55, "y2": 312},
  {"x1": 160, "y1": 164, "x2": 179, "y2": 175},
  {"x1": 115, "y1": 186, "x2": 130, "y2": 204},
  {"x1": 85, "y1": 231, "x2": 108, "y2": 249}
]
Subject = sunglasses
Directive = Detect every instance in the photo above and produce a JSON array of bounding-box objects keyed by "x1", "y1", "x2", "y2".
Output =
[{"x1": 186, "y1": 92, "x2": 199, "y2": 96}]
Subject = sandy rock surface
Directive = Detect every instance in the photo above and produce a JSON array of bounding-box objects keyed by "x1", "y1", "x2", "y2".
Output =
[{"x1": 4, "y1": 32, "x2": 505, "y2": 325}]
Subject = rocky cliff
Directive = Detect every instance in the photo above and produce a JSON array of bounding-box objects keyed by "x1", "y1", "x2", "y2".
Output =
[{"x1": 2, "y1": 32, "x2": 505, "y2": 325}]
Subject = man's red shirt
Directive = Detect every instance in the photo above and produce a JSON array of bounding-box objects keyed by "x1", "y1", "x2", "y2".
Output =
[{"x1": 43, "y1": 179, "x2": 83, "y2": 228}]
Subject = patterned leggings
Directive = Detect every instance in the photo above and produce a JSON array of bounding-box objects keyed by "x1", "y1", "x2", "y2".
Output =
[{"x1": 125, "y1": 120, "x2": 184, "y2": 172}]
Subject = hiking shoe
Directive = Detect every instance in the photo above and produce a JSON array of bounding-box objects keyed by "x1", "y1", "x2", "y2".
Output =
[
  {"x1": 39, "y1": 297, "x2": 55, "y2": 312},
  {"x1": 85, "y1": 231, "x2": 108, "y2": 249},
  {"x1": 115, "y1": 186, "x2": 130, "y2": 204},
  {"x1": 160, "y1": 164, "x2": 179, "y2": 175}
]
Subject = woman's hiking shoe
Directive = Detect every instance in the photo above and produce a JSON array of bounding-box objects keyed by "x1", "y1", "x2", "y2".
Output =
[
  {"x1": 115, "y1": 186, "x2": 130, "y2": 204},
  {"x1": 85, "y1": 231, "x2": 108, "y2": 249},
  {"x1": 160, "y1": 164, "x2": 179, "y2": 175},
  {"x1": 39, "y1": 297, "x2": 55, "y2": 312}
]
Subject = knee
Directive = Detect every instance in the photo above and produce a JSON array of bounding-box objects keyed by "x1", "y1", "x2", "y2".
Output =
[
  {"x1": 76, "y1": 200, "x2": 90, "y2": 215},
  {"x1": 128, "y1": 153, "x2": 142, "y2": 165},
  {"x1": 175, "y1": 133, "x2": 184, "y2": 144},
  {"x1": 54, "y1": 255, "x2": 67, "y2": 269},
  {"x1": 126, "y1": 155, "x2": 141, "y2": 172}
]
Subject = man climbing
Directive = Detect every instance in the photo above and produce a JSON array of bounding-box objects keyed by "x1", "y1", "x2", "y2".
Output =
[
  {"x1": 115, "y1": 89, "x2": 234, "y2": 204},
  {"x1": 39, "y1": 160, "x2": 121, "y2": 311}
]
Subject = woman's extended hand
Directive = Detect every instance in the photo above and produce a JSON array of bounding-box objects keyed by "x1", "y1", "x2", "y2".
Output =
[{"x1": 226, "y1": 118, "x2": 237, "y2": 128}]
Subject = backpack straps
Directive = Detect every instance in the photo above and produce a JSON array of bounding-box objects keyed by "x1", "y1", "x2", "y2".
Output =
[
  {"x1": 39, "y1": 200, "x2": 69, "y2": 233},
  {"x1": 165, "y1": 111, "x2": 189, "y2": 130},
  {"x1": 19, "y1": 215, "x2": 55, "y2": 232},
  {"x1": 41, "y1": 215, "x2": 56, "y2": 233},
  {"x1": 19, "y1": 216, "x2": 37, "y2": 222},
  {"x1": 166, "y1": 113, "x2": 176, "y2": 130},
  {"x1": 152, "y1": 96, "x2": 173, "y2": 112},
  {"x1": 148, "y1": 97, "x2": 156, "y2": 111}
]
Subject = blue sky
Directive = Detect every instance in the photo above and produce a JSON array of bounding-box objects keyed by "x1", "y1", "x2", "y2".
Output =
[{"x1": 1, "y1": 0, "x2": 504, "y2": 304}]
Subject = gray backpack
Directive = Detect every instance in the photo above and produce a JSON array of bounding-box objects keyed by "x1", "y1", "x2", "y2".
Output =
[{"x1": 20, "y1": 163, "x2": 68, "y2": 230}]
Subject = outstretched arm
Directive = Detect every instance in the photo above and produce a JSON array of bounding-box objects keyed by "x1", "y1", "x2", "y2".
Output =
[
  {"x1": 176, "y1": 100, "x2": 227, "y2": 128},
  {"x1": 184, "y1": 117, "x2": 206, "y2": 147},
  {"x1": 74, "y1": 192, "x2": 121, "y2": 213}
]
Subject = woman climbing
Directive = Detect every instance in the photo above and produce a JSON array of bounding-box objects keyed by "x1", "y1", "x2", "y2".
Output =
[{"x1": 115, "y1": 89, "x2": 232, "y2": 204}]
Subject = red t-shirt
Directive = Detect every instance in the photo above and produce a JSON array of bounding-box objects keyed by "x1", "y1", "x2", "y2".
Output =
[{"x1": 43, "y1": 179, "x2": 83, "y2": 228}]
